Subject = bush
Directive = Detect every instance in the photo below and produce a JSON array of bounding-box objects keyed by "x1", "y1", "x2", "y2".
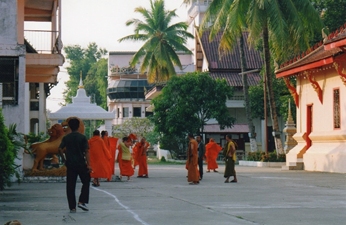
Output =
[
  {"x1": 247, "y1": 151, "x2": 265, "y2": 161},
  {"x1": 247, "y1": 151, "x2": 286, "y2": 162},
  {"x1": 0, "y1": 110, "x2": 18, "y2": 190}
]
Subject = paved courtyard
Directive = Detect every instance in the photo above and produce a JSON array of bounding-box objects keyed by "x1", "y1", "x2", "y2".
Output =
[{"x1": 0, "y1": 164, "x2": 345, "y2": 225}]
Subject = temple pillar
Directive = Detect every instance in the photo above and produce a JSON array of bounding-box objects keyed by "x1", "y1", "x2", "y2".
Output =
[{"x1": 283, "y1": 99, "x2": 297, "y2": 153}]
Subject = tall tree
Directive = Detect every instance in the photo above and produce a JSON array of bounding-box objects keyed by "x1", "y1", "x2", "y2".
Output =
[
  {"x1": 312, "y1": 0, "x2": 346, "y2": 32},
  {"x1": 152, "y1": 72, "x2": 235, "y2": 137},
  {"x1": 186, "y1": 0, "x2": 322, "y2": 154},
  {"x1": 84, "y1": 58, "x2": 108, "y2": 109},
  {"x1": 199, "y1": 0, "x2": 259, "y2": 151},
  {"x1": 64, "y1": 43, "x2": 107, "y2": 107},
  {"x1": 119, "y1": 0, "x2": 194, "y2": 83}
]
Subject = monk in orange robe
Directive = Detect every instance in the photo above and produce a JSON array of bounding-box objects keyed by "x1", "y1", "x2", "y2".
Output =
[
  {"x1": 89, "y1": 130, "x2": 112, "y2": 186},
  {"x1": 108, "y1": 136, "x2": 119, "y2": 175},
  {"x1": 102, "y1": 130, "x2": 118, "y2": 178},
  {"x1": 137, "y1": 137, "x2": 150, "y2": 178},
  {"x1": 205, "y1": 138, "x2": 223, "y2": 172},
  {"x1": 132, "y1": 142, "x2": 139, "y2": 170},
  {"x1": 118, "y1": 136, "x2": 134, "y2": 181},
  {"x1": 186, "y1": 133, "x2": 199, "y2": 185}
]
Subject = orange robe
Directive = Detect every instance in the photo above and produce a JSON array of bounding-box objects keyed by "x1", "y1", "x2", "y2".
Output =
[
  {"x1": 89, "y1": 136, "x2": 112, "y2": 180},
  {"x1": 205, "y1": 140, "x2": 222, "y2": 170},
  {"x1": 137, "y1": 141, "x2": 150, "y2": 177},
  {"x1": 118, "y1": 143, "x2": 134, "y2": 177},
  {"x1": 187, "y1": 139, "x2": 199, "y2": 182},
  {"x1": 132, "y1": 143, "x2": 139, "y2": 169},
  {"x1": 108, "y1": 137, "x2": 118, "y2": 175}
]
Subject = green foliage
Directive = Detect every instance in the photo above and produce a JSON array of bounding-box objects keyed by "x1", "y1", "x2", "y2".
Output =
[
  {"x1": 158, "y1": 134, "x2": 188, "y2": 160},
  {"x1": 246, "y1": 151, "x2": 286, "y2": 162},
  {"x1": 119, "y1": 0, "x2": 194, "y2": 83},
  {"x1": 84, "y1": 58, "x2": 108, "y2": 109},
  {"x1": 152, "y1": 71, "x2": 235, "y2": 137},
  {"x1": 113, "y1": 117, "x2": 154, "y2": 140},
  {"x1": 63, "y1": 43, "x2": 108, "y2": 108},
  {"x1": 145, "y1": 130, "x2": 160, "y2": 147},
  {"x1": 246, "y1": 151, "x2": 264, "y2": 161},
  {"x1": 262, "y1": 152, "x2": 286, "y2": 162},
  {"x1": 0, "y1": 110, "x2": 19, "y2": 190},
  {"x1": 160, "y1": 156, "x2": 166, "y2": 162},
  {"x1": 312, "y1": 0, "x2": 346, "y2": 32},
  {"x1": 248, "y1": 72, "x2": 296, "y2": 121}
]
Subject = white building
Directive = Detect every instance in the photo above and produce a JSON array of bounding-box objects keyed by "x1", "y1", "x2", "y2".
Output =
[
  {"x1": 107, "y1": 51, "x2": 194, "y2": 125},
  {"x1": 0, "y1": 0, "x2": 64, "y2": 135}
]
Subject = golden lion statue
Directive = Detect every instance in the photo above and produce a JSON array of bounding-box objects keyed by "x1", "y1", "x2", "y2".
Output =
[
  {"x1": 30, "y1": 123, "x2": 65, "y2": 171},
  {"x1": 30, "y1": 117, "x2": 85, "y2": 171}
]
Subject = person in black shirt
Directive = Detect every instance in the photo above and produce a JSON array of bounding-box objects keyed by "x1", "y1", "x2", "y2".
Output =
[
  {"x1": 58, "y1": 118, "x2": 91, "y2": 213},
  {"x1": 196, "y1": 135, "x2": 205, "y2": 180}
]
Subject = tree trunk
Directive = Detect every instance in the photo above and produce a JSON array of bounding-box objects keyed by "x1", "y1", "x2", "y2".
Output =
[
  {"x1": 239, "y1": 34, "x2": 257, "y2": 152},
  {"x1": 262, "y1": 25, "x2": 284, "y2": 155}
]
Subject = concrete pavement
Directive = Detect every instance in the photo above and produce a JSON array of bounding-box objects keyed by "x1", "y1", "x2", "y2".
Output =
[{"x1": 1, "y1": 164, "x2": 345, "y2": 225}]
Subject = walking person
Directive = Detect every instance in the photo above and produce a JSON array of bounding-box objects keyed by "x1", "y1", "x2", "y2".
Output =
[
  {"x1": 223, "y1": 134, "x2": 238, "y2": 183},
  {"x1": 58, "y1": 118, "x2": 91, "y2": 213},
  {"x1": 196, "y1": 135, "x2": 205, "y2": 180},
  {"x1": 205, "y1": 138, "x2": 222, "y2": 172},
  {"x1": 137, "y1": 137, "x2": 150, "y2": 178},
  {"x1": 187, "y1": 133, "x2": 199, "y2": 185},
  {"x1": 89, "y1": 130, "x2": 112, "y2": 187}
]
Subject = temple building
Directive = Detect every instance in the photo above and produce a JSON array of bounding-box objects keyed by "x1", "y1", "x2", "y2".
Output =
[
  {"x1": 276, "y1": 24, "x2": 346, "y2": 173},
  {"x1": 0, "y1": 0, "x2": 64, "y2": 135}
]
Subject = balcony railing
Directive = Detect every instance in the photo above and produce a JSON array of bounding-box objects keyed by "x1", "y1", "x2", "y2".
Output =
[{"x1": 24, "y1": 30, "x2": 62, "y2": 54}]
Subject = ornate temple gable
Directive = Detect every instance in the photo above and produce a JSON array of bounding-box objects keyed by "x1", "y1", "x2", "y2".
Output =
[
  {"x1": 333, "y1": 54, "x2": 346, "y2": 86},
  {"x1": 304, "y1": 71, "x2": 323, "y2": 104},
  {"x1": 275, "y1": 23, "x2": 346, "y2": 107},
  {"x1": 283, "y1": 77, "x2": 299, "y2": 108}
]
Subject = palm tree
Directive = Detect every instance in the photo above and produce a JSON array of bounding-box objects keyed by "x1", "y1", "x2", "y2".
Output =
[
  {"x1": 185, "y1": 0, "x2": 322, "y2": 154},
  {"x1": 197, "y1": 0, "x2": 258, "y2": 152},
  {"x1": 119, "y1": 0, "x2": 194, "y2": 83}
]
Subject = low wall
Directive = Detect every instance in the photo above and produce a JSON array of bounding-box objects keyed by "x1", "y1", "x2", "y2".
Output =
[{"x1": 239, "y1": 160, "x2": 285, "y2": 168}]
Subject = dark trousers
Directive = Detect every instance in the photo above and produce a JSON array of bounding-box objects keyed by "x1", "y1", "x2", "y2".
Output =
[
  {"x1": 66, "y1": 166, "x2": 91, "y2": 210},
  {"x1": 198, "y1": 157, "x2": 203, "y2": 179}
]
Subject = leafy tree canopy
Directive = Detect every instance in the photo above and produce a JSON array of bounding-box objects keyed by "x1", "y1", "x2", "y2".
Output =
[
  {"x1": 312, "y1": 0, "x2": 346, "y2": 32},
  {"x1": 113, "y1": 117, "x2": 154, "y2": 141},
  {"x1": 249, "y1": 72, "x2": 296, "y2": 121},
  {"x1": 151, "y1": 72, "x2": 236, "y2": 137},
  {"x1": 63, "y1": 43, "x2": 107, "y2": 107},
  {"x1": 119, "y1": 0, "x2": 194, "y2": 83}
]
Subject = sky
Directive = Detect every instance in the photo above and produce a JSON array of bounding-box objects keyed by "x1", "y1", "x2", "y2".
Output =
[{"x1": 46, "y1": 0, "x2": 189, "y2": 112}]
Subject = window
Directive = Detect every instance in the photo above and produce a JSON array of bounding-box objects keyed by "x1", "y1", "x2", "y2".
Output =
[
  {"x1": 333, "y1": 89, "x2": 340, "y2": 129},
  {"x1": 123, "y1": 107, "x2": 129, "y2": 117},
  {"x1": 0, "y1": 57, "x2": 19, "y2": 105},
  {"x1": 133, "y1": 107, "x2": 141, "y2": 117}
]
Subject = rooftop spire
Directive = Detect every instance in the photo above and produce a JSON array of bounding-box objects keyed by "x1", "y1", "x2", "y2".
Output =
[{"x1": 78, "y1": 71, "x2": 84, "y2": 89}]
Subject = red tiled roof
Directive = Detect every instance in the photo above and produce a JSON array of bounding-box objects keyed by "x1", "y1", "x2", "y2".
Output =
[
  {"x1": 324, "y1": 23, "x2": 346, "y2": 44},
  {"x1": 201, "y1": 31, "x2": 263, "y2": 70},
  {"x1": 210, "y1": 72, "x2": 261, "y2": 87},
  {"x1": 203, "y1": 124, "x2": 249, "y2": 133},
  {"x1": 276, "y1": 23, "x2": 346, "y2": 77},
  {"x1": 276, "y1": 45, "x2": 343, "y2": 77}
]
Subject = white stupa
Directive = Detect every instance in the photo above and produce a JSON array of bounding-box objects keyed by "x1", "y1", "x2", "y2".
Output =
[{"x1": 48, "y1": 75, "x2": 114, "y2": 133}]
